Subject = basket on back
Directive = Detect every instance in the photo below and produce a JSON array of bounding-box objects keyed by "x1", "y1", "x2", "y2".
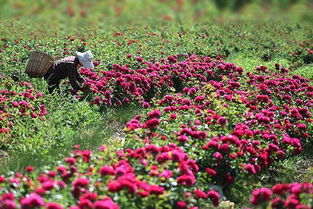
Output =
[{"x1": 25, "y1": 51, "x2": 54, "y2": 78}]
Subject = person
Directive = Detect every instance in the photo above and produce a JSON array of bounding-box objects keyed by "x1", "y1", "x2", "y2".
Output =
[{"x1": 44, "y1": 50, "x2": 94, "y2": 93}]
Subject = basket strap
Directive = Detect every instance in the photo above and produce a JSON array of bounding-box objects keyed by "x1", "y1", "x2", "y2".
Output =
[{"x1": 45, "y1": 72, "x2": 55, "y2": 81}]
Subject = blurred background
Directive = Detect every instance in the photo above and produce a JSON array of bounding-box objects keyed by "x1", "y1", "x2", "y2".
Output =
[{"x1": 0, "y1": 0, "x2": 312, "y2": 25}]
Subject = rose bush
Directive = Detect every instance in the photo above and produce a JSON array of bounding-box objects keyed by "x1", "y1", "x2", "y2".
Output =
[
  {"x1": 123, "y1": 59, "x2": 312, "y2": 186},
  {"x1": 0, "y1": 145, "x2": 223, "y2": 209},
  {"x1": 78, "y1": 54, "x2": 243, "y2": 107},
  {"x1": 250, "y1": 183, "x2": 313, "y2": 208},
  {"x1": 0, "y1": 78, "x2": 47, "y2": 149}
]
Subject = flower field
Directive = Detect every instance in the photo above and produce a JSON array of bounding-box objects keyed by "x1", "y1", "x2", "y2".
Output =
[
  {"x1": 1, "y1": 1, "x2": 313, "y2": 208},
  {"x1": 1, "y1": 52, "x2": 313, "y2": 207}
]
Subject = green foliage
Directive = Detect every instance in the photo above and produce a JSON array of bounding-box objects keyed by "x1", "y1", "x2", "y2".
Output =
[
  {"x1": 0, "y1": 0, "x2": 312, "y2": 25},
  {"x1": 292, "y1": 64, "x2": 313, "y2": 83}
]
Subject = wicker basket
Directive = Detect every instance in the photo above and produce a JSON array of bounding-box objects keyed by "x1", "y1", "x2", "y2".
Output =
[{"x1": 25, "y1": 51, "x2": 54, "y2": 78}]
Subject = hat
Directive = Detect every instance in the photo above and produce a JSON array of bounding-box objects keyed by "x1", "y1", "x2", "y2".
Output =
[{"x1": 76, "y1": 50, "x2": 94, "y2": 69}]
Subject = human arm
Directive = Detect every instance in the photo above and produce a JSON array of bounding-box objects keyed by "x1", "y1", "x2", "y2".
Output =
[
  {"x1": 68, "y1": 65, "x2": 83, "y2": 90},
  {"x1": 76, "y1": 71, "x2": 85, "y2": 83}
]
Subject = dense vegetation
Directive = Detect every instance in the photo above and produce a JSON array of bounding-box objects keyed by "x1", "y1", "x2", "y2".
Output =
[
  {"x1": 1, "y1": 0, "x2": 313, "y2": 24},
  {"x1": 0, "y1": 1, "x2": 313, "y2": 208}
]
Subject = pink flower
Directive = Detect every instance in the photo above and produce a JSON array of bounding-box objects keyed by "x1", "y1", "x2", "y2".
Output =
[
  {"x1": 195, "y1": 131, "x2": 207, "y2": 140},
  {"x1": 145, "y1": 118, "x2": 160, "y2": 128},
  {"x1": 149, "y1": 185, "x2": 164, "y2": 195},
  {"x1": 45, "y1": 202, "x2": 64, "y2": 209},
  {"x1": 207, "y1": 190, "x2": 220, "y2": 206},
  {"x1": 170, "y1": 113, "x2": 177, "y2": 119},
  {"x1": 0, "y1": 176, "x2": 5, "y2": 183},
  {"x1": 12, "y1": 101, "x2": 19, "y2": 108},
  {"x1": 297, "y1": 123, "x2": 307, "y2": 131},
  {"x1": 1, "y1": 193, "x2": 15, "y2": 200},
  {"x1": 290, "y1": 183, "x2": 313, "y2": 195},
  {"x1": 284, "y1": 194, "x2": 300, "y2": 208},
  {"x1": 78, "y1": 199, "x2": 93, "y2": 209},
  {"x1": 177, "y1": 175, "x2": 195, "y2": 186},
  {"x1": 225, "y1": 172, "x2": 235, "y2": 184},
  {"x1": 295, "y1": 204, "x2": 310, "y2": 209},
  {"x1": 0, "y1": 200, "x2": 17, "y2": 209},
  {"x1": 30, "y1": 112, "x2": 38, "y2": 118},
  {"x1": 271, "y1": 197, "x2": 283, "y2": 208},
  {"x1": 80, "y1": 150, "x2": 92, "y2": 162},
  {"x1": 217, "y1": 117, "x2": 227, "y2": 126},
  {"x1": 147, "y1": 110, "x2": 161, "y2": 119},
  {"x1": 178, "y1": 135, "x2": 189, "y2": 142},
  {"x1": 145, "y1": 144, "x2": 159, "y2": 154},
  {"x1": 176, "y1": 201, "x2": 187, "y2": 209},
  {"x1": 136, "y1": 57, "x2": 143, "y2": 62},
  {"x1": 107, "y1": 181, "x2": 121, "y2": 192},
  {"x1": 159, "y1": 170, "x2": 173, "y2": 178},
  {"x1": 156, "y1": 153, "x2": 171, "y2": 163},
  {"x1": 25, "y1": 166, "x2": 34, "y2": 173},
  {"x1": 194, "y1": 95, "x2": 205, "y2": 103},
  {"x1": 65, "y1": 157, "x2": 76, "y2": 165},
  {"x1": 57, "y1": 166, "x2": 67, "y2": 175},
  {"x1": 142, "y1": 102, "x2": 150, "y2": 108},
  {"x1": 256, "y1": 95, "x2": 269, "y2": 103},
  {"x1": 35, "y1": 187, "x2": 46, "y2": 196},
  {"x1": 47, "y1": 171, "x2": 56, "y2": 178},
  {"x1": 93, "y1": 199, "x2": 119, "y2": 209},
  {"x1": 99, "y1": 145, "x2": 106, "y2": 152},
  {"x1": 137, "y1": 190, "x2": 150, "y2": 197},
  {"x1": 244, "y1": 164, "x2": 257, "y2": 174},
  {"x1": 42, "y1": 181, "x2": 55, "y2": 191},
  {"x1": 8, "y1": 178, "x2": 19, "y2": 185},
  {"x1": 80, "y1": 193, "x2": 98, "y2": 202},
  {"x1": 272, "y1": 184, "x2": 290, "y2": 195},
  {"x1": 219, "y1": 143, "x2": 230, "y2": 153},
  {"x1": 194, "y1": 189, "x2": 207, "y2": 199},
  {"x1": 168, "y1": 56, "x2": 177, "y2": 63},
  {"x1": 20, "y1": 193, "x2": 45, "y2": 209},
  {"x1": 188, "y1": 88, "x2": 197, "y2": 95},
  {"x1": 56, "y1": 181, "x2": 66, "y2": 189},
  {"x1": 250, "y1": 188, "x2": 272, "y2": 206},
  {"x1": 72, "y1": 178, "x2": 89, "y2": 189},
  {"x1": 205, "y1": 168, "x2": 217, "y2": 177},
  {"x1": 36, "y1": 92, "x2": 43, "y2": 97},
  {"x1": 203, "y1": 140, "x2": 219, "y2": 150},
  {"x1": 99, "y1": 166, "x2": 115, "y2": 176},
  {"x1": 213, "y1": 152, "x2": 223, "y2": 162}
]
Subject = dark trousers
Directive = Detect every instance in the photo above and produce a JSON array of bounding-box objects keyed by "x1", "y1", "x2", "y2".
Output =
[{"x1": 44, "y1": 72, "x2": 61, "y2": 94}]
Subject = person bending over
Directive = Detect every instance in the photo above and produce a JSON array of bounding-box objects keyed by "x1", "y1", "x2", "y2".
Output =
[{"x1": 44, "y1": 50, "x2": 94, "y2": 93}]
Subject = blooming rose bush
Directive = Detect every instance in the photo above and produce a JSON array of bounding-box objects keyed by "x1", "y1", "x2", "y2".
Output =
[
  {"x1": 78, "y1": 54, "x2": 243, "y2": 107},
  {"x1": 0, "y1": 145, "x2": 223, "y2": 208},
  {"x1": 250, "y1": 183, "x2": 313, "y2": 208},
  {"x1": 0, "y1": 78, "x2": 47, "y2": 149},
  {"x1": 124, "y1": 61, "x2": 312, "y2": 186}
]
